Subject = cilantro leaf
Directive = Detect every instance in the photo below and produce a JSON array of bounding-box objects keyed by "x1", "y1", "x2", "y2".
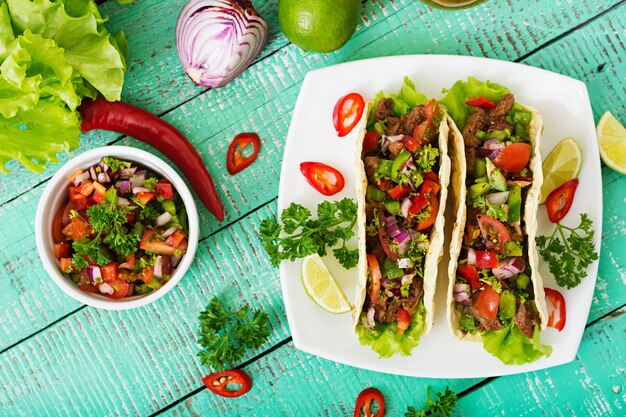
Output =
[
  {"x1": 414, "y1": 144, "x2": 439, "y2": 173},
  {"x1": 102, "y1": 157, "x2": 132, "y2": 172},
  {"x1": 472, "y1": 196, "x2": 508, "y2": 222},
  {"x1": 405, "y1": 386, "x2": 458, "y2": 417}
]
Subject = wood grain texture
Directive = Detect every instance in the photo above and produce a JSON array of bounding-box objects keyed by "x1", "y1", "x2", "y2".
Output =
[{"x1": 1, "y1": 0, "x2": 624, "y2": 352}]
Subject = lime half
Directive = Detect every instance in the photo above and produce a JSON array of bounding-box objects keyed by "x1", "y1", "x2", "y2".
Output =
[
  {"x1": 301, "y1": 254, "x2": 351, "y2": 314},
  {"x1": 540, "y1": 137, "x2": 583, "y2": 204},
  {"x1": 597, "y1": 111, "x2": 626, "y2": 175}
]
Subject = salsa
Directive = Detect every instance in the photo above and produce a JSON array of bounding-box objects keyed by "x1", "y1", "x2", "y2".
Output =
[{"x1": 52, "y1": 157, "x2": 189, "y2": 298}]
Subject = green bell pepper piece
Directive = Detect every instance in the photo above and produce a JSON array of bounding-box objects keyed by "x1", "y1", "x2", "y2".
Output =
[
  {"x1": 475, "y1": 157, "x2": 487, "y2": 178},
  {"x1": 162, "y1": 199, "x2": 177, "y2": 216},
  {"x1": 470, "y1": 182, "x2": 491, "y2": 199},
  {"x1": 508, "y1": 185, "x2": 522, "y2": 223},
  {"x1": 486, "y1": 158, "x2": 507, "y2": 192},
  {"x1": 391, "y1": 150, "x2": 412, "y2": 180},
  {"x1": 366, "y1": 185, "x2": 386, "y2": 202},
  {"x1": 376, "y1": 159, "x2": 393, "y2": 179},
  {"x1": 504, "y1": 241, "x2": 523, "y2": 257},
  {"x1": 381, "y1": 258, "x2": 403, "y2": 279},
  {"x1": 516, "y1": 273, "x2": 530, "y2": 290},
  {"x1": 498, "y1": 290, "x2": 517, "y2": 320},
  {"x1": 459, "y1": 314, "x2": 477, "y2": 334},
  {"x1": 383, "y1": 199, "x2": 401, "y2": 215}
]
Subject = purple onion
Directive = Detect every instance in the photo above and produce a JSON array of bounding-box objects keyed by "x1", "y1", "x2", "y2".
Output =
[
  {"x1": 507, "y1": 177, "x2": 533, "y2": 188},
  {"x1": 477, "y1": 147, "x2": 502, "y2": 159},
  {"x1": 98, "y1": 162, "x2": 109, "y2": 173},
  {"x1": 381, "y1": 278, "x2": 394, "y2": 288},
  {"x1": 400, "y1": 198, "x2": 412, "y2": 218},
  {"x1": 117, "y1": 197, "x2": 131, "y2": 206},
  {"x1": 467, "y1": 247, "x2": 476, "y2": 265},
  {"x1": 454, "y1": 283, "x2": 470, "y2": 304},
  {"x1": 134, "y1": 170, "x2": 147, "y2": 181},
  {"x1": 394, "y1": 229, "x2": 411, "y2": 245},
  {"x1": 155, "y1": 212, "x2": 173, "y2": 226},
  {"x1": 129, "y1": 177, "x2": 145, "y2": 189},
  {"x1": 487, "y1": 191, "x2": 510, "y2": 205},
  {"x1": 118, "y1": 166, "x2": 138, "y2": 179},
  {"x1": 97, "y1": 171, "x2": 111, "y2": 184},
  {"x1": 154, "y1": 256, "x2": 163, "y2": 278},
  {"x1": 99, "y1": 283, "x2": 114, "y2": 295},
  {"x1": 73, "y1": 171, "x2": 91, "y2": 186},
  {"x1": 87, "y1": 266, "x2": 102, "y2": 284},
  {"x1": 133, "y1": 186, "x2": 151, "y2": 194},
  {"x1": 172, "y1": 255, "x2": 183, "y2": 268},
  {"x1": 387, "y1": 223, "x2": 401, "y2": 238},
  {"x1": 492, "y1": 257, "x2": 526, "y2": 280},
  {"x1": 115, "y1": 180, "x2": 130, "y2": 195},
  {"x1": 127, "y1": 283, "x2": 135, "y2": 297},
  {"x1": 401, "y1": 274, "x2": 415, "y2": 286},
  {"x1": 89, "y1": 166, "x2": 98, "y2": 181},
  {"x1": 483, "y1": 138, "x2": 505, "y2": 149},
  {"x1": 381, "y1": 213, "x2": 397, "y2": 227},
  {"x1": 366, "y1": 307, "x2": 376, "y2": 328},
  {"x1": 176, "y1": 0, "x2": 269, "y2": 88}
]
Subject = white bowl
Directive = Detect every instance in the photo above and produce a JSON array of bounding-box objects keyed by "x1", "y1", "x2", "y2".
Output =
[{"x1": 35, "y1": 146, "x2": 199, "y2": 310}]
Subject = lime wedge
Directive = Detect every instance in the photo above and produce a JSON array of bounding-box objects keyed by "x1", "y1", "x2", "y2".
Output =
[
  {"x1": 597, "y1": 111, "x2": 626, "y2": 175},
  {"x1": 540, "y1": 137, "x2": 583, "y2": 204},
  {"x1": 301, "y1": 254, "x2": 351, "y2": 314}
]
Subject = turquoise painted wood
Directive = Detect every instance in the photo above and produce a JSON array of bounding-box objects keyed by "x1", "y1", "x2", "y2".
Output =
[{"x1": 0, "y1": 0, "x2": 625, "y2": 416}]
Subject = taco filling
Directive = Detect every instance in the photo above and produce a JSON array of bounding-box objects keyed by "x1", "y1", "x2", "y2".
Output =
[
  {"x1": 354, "y1": 78, "x2": 449, "y2": 357},
  {"x1": 443, "y1": 79, "x2": 552, "y2": 364}
]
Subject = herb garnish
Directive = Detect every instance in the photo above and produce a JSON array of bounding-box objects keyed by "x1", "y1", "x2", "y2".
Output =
[
  {"x1": 260, "y1": 198, "x2": 359, "y2": 269},
  {"x1": 197, "y1": 297, "x2": 270, "y2": 372},
  {"x1": 102, "y1": 156, "x2": 132, "y2": 172},
  {"x1": 535, "y1": 213, "x2": 598, "y2": 289},
  {"x1": 472, "y1": 196, "x2": 508, "y2": 222},
  {"x1": 405, "y1": 386, "x2": 458, "y2": 417}
]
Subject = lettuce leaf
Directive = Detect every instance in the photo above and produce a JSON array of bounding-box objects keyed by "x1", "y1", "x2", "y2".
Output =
[
  {"x1": 356, "y1": 302, "x2": 426, "y2": 358},
  {"x1": 0, "y1": 0, "x2": 127, "y2": 173},
  {"x1": 439, "y1": 76, "x2": 510, "y2": 130},
  {"x1": 481, "y1": 323, "x2": 552, "y2": 365},
  {"x1": 367, "y1": 76, "x2": 428, "y2": 129}
]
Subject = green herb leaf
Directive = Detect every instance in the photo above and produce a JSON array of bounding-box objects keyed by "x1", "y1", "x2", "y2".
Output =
[{"x1": 405, "y1": 386, "x2": 458, "y2": 417}]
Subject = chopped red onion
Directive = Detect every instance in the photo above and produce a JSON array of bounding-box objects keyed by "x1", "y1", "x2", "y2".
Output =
[
  {"x1": 398, "y1": 258, "x2": 414, "y2": 269},
  {"x1": 133, "y1": 186, "x2": 151, "y2": 194},
  {"x1": 72, "y1": 171, "x2": 91, "y2": 186},
  {"x1": 117, "y1": 197, "x2": 131, "y2": 206},
  {"x1": 89, "y1": 166, "x2": 98, "y2": 181},
  {"x1": 155, "y1": 212, "x2": 173, "y2": 226},
  {"x1": 129, "y1": 177, "x2": 145, "y2": 189},
  {"x1": 98, "y1": 162, "x2": 109, "y2": 173},
  {"x1": 127, "y1": 283, "x2": 135, "y2": 297},
  {"x1": 154, "y1": 256, "x2": 163, "y2": 278},
  {"x1": 118, "y1": 166, "x2": 138, "y2": 179},
  {"x1": 467, "y1": 248, "x2": 476, "y2": 265},
  {"x1": 492, "y1": 257, "x2": 526, "y2": 280},
  {"x1": 366, "y1": 307, "x2": 376, "y2": 329},
  {"x1": 162, "y1": 226, "x2": 178, "y2": 238},
  {"x1": 454, "y1": 283, "x2": 470, "y2": 304},
  {"x1": 400, "y1": 197, "x2": 412, "y2": 218},
  {"x1": 507, "y1": 177, "x2": 533, "y2": 188},
  {"x1": 382, "y1": 213, "x2": 397, "y2": 227},
  {"x1": 171, "y1": 255, "x2": 182, "y2": 268},
  {"x1": 386, "y1": 134, "x2": 404, "y2": 143},
  {"x1": 387, "y1": 223, "x2": 401, "y2": 238},
  {"x1": 99, "y1": 283, "x2": 114, "y2": 295},
  {"x1": 87, "y1": 266, "x2": 102, "y2": 284},
  {"x1": 487, "y1": 191, "x2": 510, "y2": 205},
  {"x1": 97, "y1": 172, "x2": 110, "y2": 184},
  {"x1": 134, "y1": 170, "x2": 147, "y2": 181},
  {"x1": 401, "y1": 273, "x2": 415, "y2": 285},
  {"x1": 394, "y1": 229, "x2": 411, "y2": 245}
]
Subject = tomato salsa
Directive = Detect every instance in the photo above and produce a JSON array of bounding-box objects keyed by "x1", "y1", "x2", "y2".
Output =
[{"x1": 52, "y1": 157, "x2": 189, "y2": 298}]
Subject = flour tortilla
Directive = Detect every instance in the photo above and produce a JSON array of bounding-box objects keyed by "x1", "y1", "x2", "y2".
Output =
[
  {"x1": 352, "y1": 105, "x2": 455, "y2": 338},
  {"x1": 446, "y1": 105, "x2": 548, "y2": 341}
]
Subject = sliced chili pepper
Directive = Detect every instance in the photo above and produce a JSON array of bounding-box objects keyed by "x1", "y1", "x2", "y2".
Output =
[
  {"x1": 203, "y1": 370, "x2": 252, "y2": 398},
  {"x1": 363, "y1": 131, "x2": 380, "y2": 154},
  {"x1": 545, "y1": 179, "x2": 579, "y2": 223},
  {"x1": 79, "y1": 98, "x2": 224, "y2": 221},
  {"x1": 353, "y1": 387, "x2": 385, "y2": 417},
  {"x1": 333, "y1": 92, "x2": 365, "y2": 137},
  {"x1": 226, "y1": 132, "x2": 261, "y2": 175},
  {"x1": 457, "y1": 264, "x2": 481, "y2": 291},
  {"x1": 300, "y1": 162, "x2": 345, "y2": 196},
  {"x1": 465, "y1": 96, "x2": 497, "y2": 109},
  {"x1": 544, "y1": 288, "x2": 566, "y2": 331}
]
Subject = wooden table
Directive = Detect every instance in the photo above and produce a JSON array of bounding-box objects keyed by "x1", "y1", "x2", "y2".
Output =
[{"x1": 1, "y1": 0, "x2": 625, "y2": 415}]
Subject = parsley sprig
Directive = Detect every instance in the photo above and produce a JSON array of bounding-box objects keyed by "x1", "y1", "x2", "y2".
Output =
[
  {"x1": 197, "y1": 298, "x2": 270, "y2": 372},
  {"x1": 260, "y1": 198, "x2": 359, "y2": 269},
  {"x1": 472, "y1": 196, "x2": 508, "y2": 222},
  {"x1": 405, "y1": 386, "x2": 458, "y2": 417},
  {"x1": 535, "y1": 213, "x2": 598, "y2": 289}
]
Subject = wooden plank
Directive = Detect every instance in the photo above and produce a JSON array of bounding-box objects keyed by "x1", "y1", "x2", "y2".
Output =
[
  {"x1": 158, "y1": 307, "x2": 626, "y2": 417},
  {"x1": 0, "y1": 0, "x2": 621, "y2": 205},
  {"x1": 457, "y1": 307, "x2": 626, "y2": 416}
]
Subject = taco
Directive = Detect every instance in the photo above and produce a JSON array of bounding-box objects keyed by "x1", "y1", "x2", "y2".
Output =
[
  {"x1": 441, "y1": 77, "x2": 552, "y2": 365},
  {"x1": 352, "y1": 77, "x2": 453, "y2": 357}
]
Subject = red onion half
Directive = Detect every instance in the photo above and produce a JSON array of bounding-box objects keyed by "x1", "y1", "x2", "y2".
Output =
[{"x1": 176, "y1": 0, "x2": 269, "y2": 88}]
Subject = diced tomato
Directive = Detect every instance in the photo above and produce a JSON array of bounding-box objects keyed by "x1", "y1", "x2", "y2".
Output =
[
  {"x1": 136, "y1": 192, "x2": 155, "y2": 205},
  {"x1": 493, "y1": 143, "x2": 531, "y2": 173},
  {"x1": 165, "y1": 229, "x2": 185, "y2": 248},
  {"x1": 76, "y1": 180, "x2": 95, "y2": 197},
  {"x1": 53, "y1": 243, "x2": 70, "y2": 259},
  {"x1": 377, "y1": 178, "x2": 393, "y2": 192},
  {"x1": 62, "y1": 216, "x2": 92, "y2": 240},
  {"x1": 412, "y1": 99, "x2": 440, "y2": 147},
  {"x1": 475, "y1": 251, "x2": 499, "y2": 269},
  {"x1": 367, "y1": 254, "x2": 382, "y2": 303},
  {"x1": 59, "y1": 258, "x2": 75, "y2": 273},
  {"x1": 71, "y1": 193, "x2": 88, "y2": 210},
  {"x1": 161, "y1": 255, "x2": 173, "y2": 277},
  {"x1": 101, "y1": 262, "x2": 119, "y2": 283},
  {"x1": 424, "y1": 171, "x2": 438, "y2": 182},
  {"x1": 107, "y1": 278, "x2": 129, "y2": 299},
  {"x1": 387, "y1": 184, "x2": 411, "y2": 200},
  {"x1": 52, "y1": 204, "x2": 67, "y2": 244},
  {"x1": 477, "y1": 285, "x2": 499, "y2": 319},
  {"x1": 125, "y1": 210, "x2": 136, "y2": 223},
  {"x1": 61, "y1": 201, "x2": 76, "y2": 225},
  {"x1": 378, "y1": 227, "x2": 398, "y2": 262},
  {"x1": 408, "y1": 193, "x2": 428, "y2": 215},
  {"x1": 402, "y1": 135, "x2": 420, "y2": 153},
  {"x1": 457, "y1": 264, "x2": 481, "y2": 291},
  {"x1": 420, "y1": 178, "x2": 440, "y2": 196},
  {"x1": 119, "y1": 254, "x2": 135, "y2": 270},
  {"x1": 397, "y1": 308, "x2": 411, "y2": 334},
  {"x1": 465, "y1": 225, "x2": 481, "y2": 245},
  {"x1": 140, "y1": 267, "x2": 154, "y2": 284},
  {"x1": 476, "y1": 214, "x2": 511, "y2": 253},
  {"x1": 92, "y1": 192, "x2": 106, "y2": 204},
  {"x1": 140, "y1": 229, "x2": 185, "y2": 255},
  {"x1": 465, "y1": 96, "x2": 497, "y2": 109},
  {"x1": 416, "y1": 194, "x2": 439, "y2": 231},
  {"x1": 363, "y1": 131, "x2": 380, "y2": 154},
  {"x1": 156, "y1": 183, "x2": 174, "y2": 200}
]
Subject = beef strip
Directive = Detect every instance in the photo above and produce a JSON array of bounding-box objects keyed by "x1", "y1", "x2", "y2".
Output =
[
  {"x1": 465, "y1": 146, "x2": 476, "y2": 176},
  {"x1": 384, "y1": 117, "x2": 401, "y2": 136},
  {"x1": 366, "y1": 200, "x2": 385, "y2": 220},
  {"x1": 401, "y1": 277, "x2": 424, "y2": 315},
  {"x1": 375, "y1": 98, "x2": 394, "y2": 121},
  {"x1": 364, "y1": 156, "x2": 380, "y2": 183},
  {"x1": 487, "y1": 119, "x2": 514, "y2": 133},
  {"x1": 462, "y1": 107, "x2": 487, "y2": 148},
  {"x1": 388, "y1": 141, "x2": 405, "y2": 159},
  {"x1": 400, "y1": 105, "x2": 424, "y2": 135},
  {"x1": 489, "y1": 93, "x2": 515, "y2": 120},
  {"x1": 514, "y1": 300, "x2": 537, "y2": 338},
  {"x1": 467, "y1": 293, "x2": 505, "y2": 332},
  {"x1": 373, "y1": 297, "x2": 401, "y2": 323}
]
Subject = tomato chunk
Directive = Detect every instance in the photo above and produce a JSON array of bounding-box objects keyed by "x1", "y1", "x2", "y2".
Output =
[
  {"x1": 156, "y1": 182, "x2": 174, "y2": 199},
  {"x1": 475, "y1": 251, "x2": 499, "y2": 269},
  {"x1": 477, "y1": 285, "x2": 499, "y2": 319},
  {"x1": 397, "y1": 308, "x2": 411, "y2": 334},
  {"x1": 493, "y1": 143, "x2": 531, "y2": 173},
  {"x1": 363, "y1": 131, "x2": 380, "y2": 154},
  {"x1": 416, "y1": 194, "x2": 439, "y2": 231},
  {"x1": 367, "y1": 254, "x2": 382, "y2": 303},
  {"x1": 457, "y1": 264, "x2": 481, "y2": 291},
  {"x1": 53, "y1": 243, "x2": 70, "y2": 259}
]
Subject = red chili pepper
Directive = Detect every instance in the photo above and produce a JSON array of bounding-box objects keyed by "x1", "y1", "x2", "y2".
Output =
[
  {"x1": 300, "y1": 162, "x2": 345, "y2": 196},
  {"x1": 363, "y1": 131, "x2": 380, "y2": 154},
  {"x1": 457, "y1": 264, "x2": 481, "y2": 291},
  {"x1": 544, "y1": 288, "x2": 566, "y2": 331},
  {"x1": 202, "y1": 370, "x2": 252, "y2": 398},
  {"x1": 353, "y1": 387, "x2": 385, "y2": 417},
  {"x1": 465, "y1": 96, "x2": 497, "y2": 109},
  {"x1": 78, "y1": 98, "x2": 225, "y2": 222},
  {"x1": 226, "y1": 132, "x2": 261, "y2": 175},
  {"x1": 545, "y1": 179, "x2": 579, "y2": 223},
  {"x1": 333, "y1": 92, "x2": 365, "y2": 137}
]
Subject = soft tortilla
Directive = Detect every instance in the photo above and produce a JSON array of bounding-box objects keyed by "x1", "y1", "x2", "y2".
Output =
[
  {"x1": 352, "y1": 106, "x2": 453, "y2": 338},
  {"x1": 446, "y1": 105, "x2": 547, "y2": 342}
]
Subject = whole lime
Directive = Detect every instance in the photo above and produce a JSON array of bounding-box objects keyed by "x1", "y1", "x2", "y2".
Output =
[{"x1": 278, "y1": 0, "x2": 361, "y2": 53}]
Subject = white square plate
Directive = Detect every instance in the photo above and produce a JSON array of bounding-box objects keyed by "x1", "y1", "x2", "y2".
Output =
[{"x1": 278, "y1": 55, "x2": 602, "y2": 378}]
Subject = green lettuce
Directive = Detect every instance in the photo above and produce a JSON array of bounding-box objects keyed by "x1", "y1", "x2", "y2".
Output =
[
  {"x1": 0, "y1": 0, "x2": 127, "y2": 173},
  {"x1": 367, "y1": 76, "x2": 428, "y2": 129},
  {"x1": 481, "y1": 323, "x2": 552, "y2": 365},
  {"x1": 356, "y1": 302, "x2": 426, "y2": 358},
  {"x1": 439, "y1": 76, "x2": 510, "y2": 130}
]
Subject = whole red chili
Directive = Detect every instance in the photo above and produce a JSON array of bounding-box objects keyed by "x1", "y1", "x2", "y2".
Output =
[
  {"x1": 353, "y1": 387, "x2": 385, "y2": 417},
  {"x1": 227, "y1": 133, "x2": 261, "y2": 175},
  {"x1": 202, "y1": 370, "x2": 252, "y2": 398},
  {"x1": 79, "y1": 98, "x2": 224, "y2": 221}
]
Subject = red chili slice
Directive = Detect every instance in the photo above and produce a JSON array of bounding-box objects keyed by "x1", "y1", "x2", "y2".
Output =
[
  {"x1": 465, "y1": 96, "x2": 497, "y2": 109},
  {"x1": 202, "y1": 370, "x2": 252, "y2": 398},
  {"x1": 300, "y1": 162, "x2": 345, "y2": 196},
  {"x1": 544, "y1": 288, "x2": 566, "y2": 331},
  {"x1": 333, "y1": 93, "x2": 365, "y2": 137},
  {"x1": 545, "y1": 179, "x2": 579, "y2": 223},
  {"x1": 226, "y1": 132, "x2": 261, "y2": 175},
  {"x1": 353, "y1": 387, "x2": 385, "y2": 417}
]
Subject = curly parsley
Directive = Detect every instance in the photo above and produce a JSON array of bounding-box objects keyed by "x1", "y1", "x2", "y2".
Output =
[
  {"x1": 260, "y1": 198, "x2": 358, "y2": 269},
  {"x1": 405, "y1": 386, "x2": 458, "y2": 417},
  {"x1": 536, "y1": 213, "x2": 598, "y2": 289},
  {"x1": 414, "y1": 144, "x2": 439, "y2": 173},
  {"x1": 472, "y1": 196, "x2": 508, "y2": 222},
  {"x1": 102, "y1": 156, "x2": 131, "y2": 172}
]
